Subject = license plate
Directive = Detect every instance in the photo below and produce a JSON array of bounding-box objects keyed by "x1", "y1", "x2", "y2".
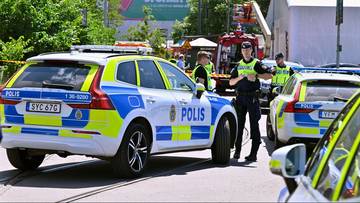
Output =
[
  {"x1": 319, "y1": 111, "x2": 338, "y2": 119},
  {"x1": 27, "y1": 102, "x2": 61, "y2": 113}
]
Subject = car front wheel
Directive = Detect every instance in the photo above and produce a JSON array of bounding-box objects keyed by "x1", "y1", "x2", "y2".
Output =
[
  {"x1": 266, "y1": 115, "x2": 275, "y2": 141},
  {"x1": 211, "y1": 117, "x2": 231, "y2": 164}
]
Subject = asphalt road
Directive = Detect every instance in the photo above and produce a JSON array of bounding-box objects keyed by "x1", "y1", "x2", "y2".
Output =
[{"x1": 0, "y1": 113, "x2": 285, "y2": 202}]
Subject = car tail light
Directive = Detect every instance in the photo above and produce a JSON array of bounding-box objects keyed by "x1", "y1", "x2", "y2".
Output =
[
  {"x1": 0, "y1": 83, "x2": 20, "y2": 105},
  {"x1": 89, "y1": 66, "x2": 114, "y2": 110},
  {"x1": 284, "y1": 84, "x2": 314, "y2": 113},
  {"x1": 68, "y1": 66, "x2": 114, "y2": 110}
]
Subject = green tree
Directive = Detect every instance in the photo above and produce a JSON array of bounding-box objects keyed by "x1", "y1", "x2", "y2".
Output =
[
  {"x1": 125, "y1": 6, "x2": 166, "y2": 57},
  {"x1": 172, "y1": 0, "x2": 270, "y2": 37},
  {"x1": 171, "y1": 20, "x2": 189, "y2": 43},
  {"x1": 0, "y1": 0, "x2": 122, "y2": 79},
  {"x1": 0, "y1": 37, "x2": 33, "y2": 81}
]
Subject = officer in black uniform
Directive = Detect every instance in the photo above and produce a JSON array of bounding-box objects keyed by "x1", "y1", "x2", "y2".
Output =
[{"x1": 229, "y1": 41, "x2": 273, "y2": 161}]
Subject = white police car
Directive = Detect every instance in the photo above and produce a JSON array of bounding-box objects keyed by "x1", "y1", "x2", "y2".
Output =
[
  {"x1": 267, "y1": 72, "x2": 360, "y2": 148},
  {"x1": 0, "y1": 45, "x2": 238, "y2": 177}
]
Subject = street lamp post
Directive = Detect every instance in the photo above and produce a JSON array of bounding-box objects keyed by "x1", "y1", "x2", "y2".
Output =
[{"x1": 336, "y1": 0, "x2": 343, "y2": 69}]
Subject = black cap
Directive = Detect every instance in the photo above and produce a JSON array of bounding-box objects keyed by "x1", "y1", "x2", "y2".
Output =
[
  {"x1": 275, "y1": 53, "x2": 284, "y2": 60},
  {"x1": 241, "y1": 41, "x2": 252, "y2": 49}
]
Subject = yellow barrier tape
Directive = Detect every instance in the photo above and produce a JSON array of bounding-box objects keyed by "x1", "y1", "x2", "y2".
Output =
[{"x1": 0, "y1": 60, "x2": 26, "y2": 64}]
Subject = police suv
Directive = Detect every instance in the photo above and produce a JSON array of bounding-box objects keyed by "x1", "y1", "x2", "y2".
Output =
[
  {"x1": 0, "y1": 45, "x2": 238, "y2": 177},
  {"x1": 267, "y1": 71, "x2": 360, "y2": 148},
  {"x1": 270, "y1": 90, "x2": 360, "y2": 202}
]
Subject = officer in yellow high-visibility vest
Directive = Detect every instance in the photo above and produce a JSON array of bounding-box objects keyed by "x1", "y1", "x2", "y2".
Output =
[
  {"x1": 229, "y1": 41, "x2": 272, "y2": 161},
  {"x1": 205, "y1": 52, "x2": 215, "y2": 74},
  {"x1": 192, "y1": 51, "x2": 212, "y2": 91},
  {"x1": 269, "y1": 53, "x2": 294, "y2": 102}
]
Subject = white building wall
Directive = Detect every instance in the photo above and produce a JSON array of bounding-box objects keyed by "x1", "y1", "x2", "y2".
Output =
[{"x1": 289, "y1": 7, "x2": 360, "y2": 66}]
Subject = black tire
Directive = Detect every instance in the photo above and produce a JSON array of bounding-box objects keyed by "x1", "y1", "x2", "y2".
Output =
[
  {"x1": 266, "y1": 115, "x2": 275, "y2": 141},
  {"x1": 6, "y1": 149, "x2": 45, "y2": 171},
  {"x1": 211, "y1": 117, "x2": 231, "y2": 164},
  {"x1": 111, "y1": 123, "x2": 150, "y2": 178},
  {"x1": 274, "y1": 130, "x2": 286, "y2": 149}
]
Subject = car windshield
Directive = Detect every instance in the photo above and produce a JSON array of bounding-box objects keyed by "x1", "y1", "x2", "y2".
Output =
[
  {"x1": 12, "y1": 63, "x2": 91, "y2": 91},
  {"x1": 305, "y1": 93, "x2": 360, "y2": 180},
  {"x1": 304, "y1": 80, "x2": 359, "y2": 102}
]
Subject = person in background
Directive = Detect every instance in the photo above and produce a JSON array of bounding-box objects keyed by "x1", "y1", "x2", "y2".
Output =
[
  {"x1": 205, "y1": 52, "x2": 215, "y2": 74},
  {"x1": 192, "y1": 51, "x2": 212, "y2": 91},
  {"x1": 177, "y1": 54, "x2": 185, "y2": 70}
]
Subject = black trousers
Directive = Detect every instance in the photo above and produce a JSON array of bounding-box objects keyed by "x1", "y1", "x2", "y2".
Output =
[{"x1": 234, "y1": 95, "x2": 262, "y2": 154}]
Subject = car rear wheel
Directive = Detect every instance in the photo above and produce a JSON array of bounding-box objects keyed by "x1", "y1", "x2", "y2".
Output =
[
  {"x1": 266, "y1": 115, "x2": 275, "y2": 141},
  {"x1": 6, "y1": 149, "x2": 45, "y2": 171},
  {"x1": 111, "y1": 123, "x2": 150, "y2": 178},
  {"x1": 211, "y1": 117, "x2": 231, "y2": 164}
]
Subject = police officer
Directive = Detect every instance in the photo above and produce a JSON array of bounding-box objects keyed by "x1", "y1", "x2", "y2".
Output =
[
  {"x1": 205, "y1": 52, "x2": 215, "y2": 74},
  {"x1": 269, "y1": 53, "x2": 294, "y2": 102},
  {"x1": 192, "y1": 51, "x2": 212, "y2": 91},
  {"x1": 229, "y1": 41, "x2": 272, "y2": 161}
]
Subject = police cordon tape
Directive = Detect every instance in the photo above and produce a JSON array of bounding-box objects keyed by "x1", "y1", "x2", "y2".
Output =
[{"x1": 0, "y1": 60, "x2": 26, "y2": 64}]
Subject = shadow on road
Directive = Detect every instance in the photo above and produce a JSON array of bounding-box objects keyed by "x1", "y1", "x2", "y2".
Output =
[{"x1": 0, "y1": 153, "x2": 253, "y2": 190}]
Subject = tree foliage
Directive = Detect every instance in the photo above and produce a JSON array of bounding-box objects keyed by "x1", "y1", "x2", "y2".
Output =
[
  {"x1": 125, "y1": 6, "x2": 166, "y2": 57},
  {"x1": 172, "y1": 0, "x2": 271, "y2": 38},
  {"x1": 0, "y1": 0, "x2": 122, "y2": 80},
  {"x1": 0, "y1": 37, "x2": 33, "y2": 81}
]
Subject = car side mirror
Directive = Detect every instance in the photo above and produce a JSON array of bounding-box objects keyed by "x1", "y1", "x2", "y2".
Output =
[
  {"x1": 194, "y1": 83, "x2": 205, "y2": 98},
  {"x1": 272, "y1": 86, "x2": 282, "y2": 96},
  {"x1": 270, "y1": 144, "x2": 306, "y2": 179}
]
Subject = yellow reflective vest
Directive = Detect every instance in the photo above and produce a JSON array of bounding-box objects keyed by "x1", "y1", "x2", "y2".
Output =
[
  {"x1": 271, "y1": 65, "x2": 291, "y2": 86},
  {"x1": 192, "y1": 64, "x2": 212, "y2": 90},
  {"x1": 237, "y1": 59, "x2": 258, "y2": 75}
]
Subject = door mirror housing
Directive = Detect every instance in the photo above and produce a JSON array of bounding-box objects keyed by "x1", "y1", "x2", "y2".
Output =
[
  {"x1": 194, "y1": 83, "x2": 205, "y2": 98},
  {"x1": 272, "y1": 86, "x2": 282, "y2": 96},
  {"x1": 270, "y1": 144, "x2": 306, "y2": 179}
]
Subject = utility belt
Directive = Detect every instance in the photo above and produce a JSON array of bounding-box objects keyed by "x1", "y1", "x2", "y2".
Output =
[{"x1": 235, "y1": 90, "x2": 260, "y2": 97}]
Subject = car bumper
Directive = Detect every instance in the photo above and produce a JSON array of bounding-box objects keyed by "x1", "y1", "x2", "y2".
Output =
[
  {"x1": 277, "y1": 126, "x2": 326, "y2": 143},
  {"x1": 0, "y1": 131, "x2": 118, "y2": 157}
]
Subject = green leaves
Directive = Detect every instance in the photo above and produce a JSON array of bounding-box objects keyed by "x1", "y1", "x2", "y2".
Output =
[
  {"x1": 0, "y1": 36, "x2": 33, "y2": 81},
  {"x1": 125, "y1": 6, "x2": 166, "y2": 57},
  {"x1": 0, "y1": 0, "x2": 122, "y2": 80}
]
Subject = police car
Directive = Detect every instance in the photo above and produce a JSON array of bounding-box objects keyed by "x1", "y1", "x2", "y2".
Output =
[
  {"x1": 0, "y1": 45, "x2": 238, "y2": 177},
  {"x1": 267, "y1": 72, "x2": 360, "y2": 148},
  {"x1": 259, "y1": 59, "x2": 304, "y2": 107},
  {"x1": 270, "y1": 90, "x2": 360, "y2": 202}
]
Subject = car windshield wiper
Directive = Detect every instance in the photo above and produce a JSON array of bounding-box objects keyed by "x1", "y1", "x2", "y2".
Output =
[{"x1": 42, "y1": 81, "x2": 75, "y2": 90}]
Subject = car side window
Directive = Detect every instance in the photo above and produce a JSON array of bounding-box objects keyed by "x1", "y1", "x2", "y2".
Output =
[
  {"x1": 137, "y1": 60, "x2": 165, "y2": 89},
  {"x1": 316, "y1": 107, "x2": 360, "y2": 199},
  {"x1": 340, "y1": 143, "x2": 360, "y2": 200},
  {"x1": 116, "y1": 61, "x2": 137, "y2": 85},
  {"x1": 158, "y1": 61, "x2": 194, "y2": 91},
  {"x1": 282, "y1": 77, "x2": 297, "y2": 95}
]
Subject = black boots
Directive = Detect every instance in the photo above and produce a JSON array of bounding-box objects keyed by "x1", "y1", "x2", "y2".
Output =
[
  {"x1": 233, "y1": 149, "x2": 240, "y2": 159},
  {"x1": 245, "y1": 142, "x2": 260, "y2": 162}
]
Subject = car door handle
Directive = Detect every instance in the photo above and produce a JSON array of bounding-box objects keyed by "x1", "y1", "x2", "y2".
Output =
[
  {"x1": 179, "y1": 99, "x2": 188, "y2": 105},
  {"x1": 146, "y1": 97, "x2": 156, "y2": 104}
]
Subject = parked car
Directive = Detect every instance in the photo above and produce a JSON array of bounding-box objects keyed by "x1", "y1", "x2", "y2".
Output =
[
  {"x1": 270, "y1": 90, "x2": 360, "y2": 202},
  {"x1": 0, "y1": 45, "x2": 238, "y2": 177},
  {"x1": 267, "y1": 72, "x2": 360, "y2": 148},
  {"x1": 259, "y1": 60, "x2": 304, "y2": 108}
]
